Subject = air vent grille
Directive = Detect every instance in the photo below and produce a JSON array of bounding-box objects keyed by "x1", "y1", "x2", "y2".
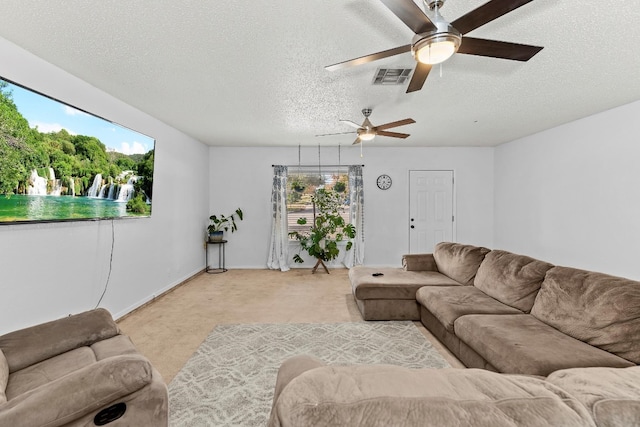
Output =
[{"x1": 372, "y1": 68, "x2": 413, "y2": 85}]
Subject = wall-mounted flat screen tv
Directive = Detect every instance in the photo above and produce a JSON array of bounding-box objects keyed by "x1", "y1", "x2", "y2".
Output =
[{"x1": 0, "y1": 77, "x2": 155, "y2": 224}]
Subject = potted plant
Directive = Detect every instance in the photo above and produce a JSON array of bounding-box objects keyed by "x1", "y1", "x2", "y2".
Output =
[
  {"x1": 290, "y1": 177, "x2": 306, "y2": 193},
  {"x1": 333, "y1": 181, "x2": 346, "y2": 193},
  {"x1": 208, "y1": 208, "x2": 244, "y2": 242},
  {"x1": 289, "y1": 189, "x2": 355, "y2": 273}
]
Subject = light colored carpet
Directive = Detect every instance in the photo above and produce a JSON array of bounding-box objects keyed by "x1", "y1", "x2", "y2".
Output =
[{"x1": 168, "y1": 321, "x2": 450, "y2": 426}]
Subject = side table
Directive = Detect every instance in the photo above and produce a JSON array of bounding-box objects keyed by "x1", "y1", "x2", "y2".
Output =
[{"x1": 205, "y1": 239, "x2": 227, "y2": 274}]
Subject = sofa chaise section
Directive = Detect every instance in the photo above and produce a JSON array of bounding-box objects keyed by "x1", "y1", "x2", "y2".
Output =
[
  {"x1": 349, "y1": 242, "x2": 490, "y2": 320},
  {"x1": 349, "y1": 267, "x2": 460, "y2": 320}
]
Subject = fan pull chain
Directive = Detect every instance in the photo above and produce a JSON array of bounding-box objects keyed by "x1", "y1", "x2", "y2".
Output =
[
  {"x1": 440, "y1": 63, "x2": 443, "y2": 78},
  {"x1": 318, "y1": 143, "x2": 321, "y2": 179},
  {"x1": 360, "y1": 141, "x2": 363, "y2": 158}
]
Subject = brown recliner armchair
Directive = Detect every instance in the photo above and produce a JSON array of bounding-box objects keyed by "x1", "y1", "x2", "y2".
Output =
[{"x1": 0, "y1": 308, "x2": 167, "y2": 426}]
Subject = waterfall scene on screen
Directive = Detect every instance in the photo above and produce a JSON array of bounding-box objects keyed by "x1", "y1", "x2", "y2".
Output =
[{"x1": 0, "y1": 77, "x2": 155, "y2": 224}]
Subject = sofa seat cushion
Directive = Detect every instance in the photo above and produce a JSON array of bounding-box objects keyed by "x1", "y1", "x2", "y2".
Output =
[
  {"x1": 269, "y1": 360, "x2": 594, "y2": 427},
  {"x1": 547, "y1": 366, "x2": 640, "y2": 427},
  {"x1": 433, "y1": 242, "x2": 490, "y2": 286},
  {"x1": 0, "y1": 349, "x2": 7, "y2": 404},
  {"x1": 416, "y1": 286, "x2": 522, "y2": 333},
  {"x1": 6, "y1": 346, "x2": 96, "y2": 400},
  {"x1": 474, "y1": 250, "x2": 554, "y2": 312},
  {"x1": 454, "y1": 314, "x2": 634, "y2": 376},
  {"x1": 531, "y1": 266, "x2": 640, "y2": 364},
  {"x1": 350, "y1": 267, "x2": 460, "y2": 300}
]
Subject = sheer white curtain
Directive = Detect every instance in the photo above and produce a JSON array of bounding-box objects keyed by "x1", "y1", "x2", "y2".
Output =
[
  {"x1": 267, "y1": 165, "x2": 290, "y2": 271},
  {"x1": 344, "y1": 165, "x2": 364, "y2": 267}
]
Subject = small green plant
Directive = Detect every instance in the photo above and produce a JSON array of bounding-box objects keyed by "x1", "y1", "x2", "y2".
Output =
[
  {"x1": 290, "y1": 178, "x2": 306, "y2": 193},
  {"x1": 289, "y1": 189, "x2": 355, "y2": 264},
  {"x1": 333, "y1": 181, "x2": 346, "y2": 193},
  {"x1": 208, "y1": 208, "x2": 244, "y2": 233}
]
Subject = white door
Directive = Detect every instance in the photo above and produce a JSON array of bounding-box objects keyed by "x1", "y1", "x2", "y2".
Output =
[{"x1": 409, "y1": 170, "x2": 454, "y2": 253}]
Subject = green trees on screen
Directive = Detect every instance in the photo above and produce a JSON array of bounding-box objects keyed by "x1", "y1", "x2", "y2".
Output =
[{"x1": 0, "y1": 81, "x2": 153, "y2": 198}]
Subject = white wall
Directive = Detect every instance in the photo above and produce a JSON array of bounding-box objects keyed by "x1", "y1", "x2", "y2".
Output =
[
  {"x1": 494, "y1": 100, "x2": 640, "y2": 280},
  {"x1": 209, "y1": 145, "x2": 494, "y2": 268},
  {"x1": 0, "y1": 38, "x2": 210, "y2": 334}
]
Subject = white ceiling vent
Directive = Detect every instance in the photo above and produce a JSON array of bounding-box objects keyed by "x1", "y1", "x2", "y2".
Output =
[{"x1": 372, "y1": 68, "x2": 413, "y2": 85}]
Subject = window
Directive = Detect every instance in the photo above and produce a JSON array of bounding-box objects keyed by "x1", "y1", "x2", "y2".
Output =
[{"x1": 287, "y1": 166, "x2": 350, "y2": 237}]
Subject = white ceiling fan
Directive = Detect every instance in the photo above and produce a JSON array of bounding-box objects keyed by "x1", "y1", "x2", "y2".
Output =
[{"x1": 317, "y1": 109, "x2": 415, "y2": 145}]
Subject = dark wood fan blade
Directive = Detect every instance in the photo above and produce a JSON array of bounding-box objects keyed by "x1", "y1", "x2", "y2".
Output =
[
  {"x1": 326, "y1": 45, "x2": 411, "y2": 71},
  {"x1": 406, "y1": 62, "x2": 432, "y2": 93},
  {"x1": 458, "y1": 37, "x2": 543, "y2": 61},
  {"x1": 376, "y1": 130, "x2": 411, "y2": 139},
  {"x1": 352, "y1": 137, "x2": 362, "y2": 145},
  {"x1": 315, "y1": 131, "x2": 357, "y2": 137},
  {"x1": 451, "y1": 0, "x2": 535, "y2": 35},
  {"x1": 374, "y1": 118, "x2": 416, "y2": 131},
  {"x1": 380, "y1": 0, "x2": 437, "y2": 34}
]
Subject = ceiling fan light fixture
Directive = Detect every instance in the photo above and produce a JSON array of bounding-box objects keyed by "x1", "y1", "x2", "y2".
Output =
[
  {"x1": 358, "y1": 129, "x2": 376, "y2": 141},
  {"x1": 412, "y1": 31, "x2": 461, "y2": 65}
]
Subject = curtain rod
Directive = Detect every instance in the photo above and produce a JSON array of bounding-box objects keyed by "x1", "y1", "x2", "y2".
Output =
[{"x1": 272, "y1": 164, "x2": 364, "y2": 167}]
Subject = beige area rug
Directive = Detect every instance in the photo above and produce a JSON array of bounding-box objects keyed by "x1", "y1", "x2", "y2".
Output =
[{"x1": 168, "y1": 321, "x2": 450, "y2": 426}]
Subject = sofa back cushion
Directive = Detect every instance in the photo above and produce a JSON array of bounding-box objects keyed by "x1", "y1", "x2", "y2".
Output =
[
  {"x1": 531, "y1": 266, "x2": 640, "y2": 364},
  {"x1": 433, "y1": 242, "x2": 490, "y2": 286},
  {"x1": 474, "y1": 250, "x2": 554, "y2": 312},
  {"x1": 0, "y1": 349, "x2": 8, "y2": 403}
]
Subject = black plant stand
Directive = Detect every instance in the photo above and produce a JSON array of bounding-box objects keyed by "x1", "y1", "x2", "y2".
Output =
[{"x1": 205, "y1": 240, "x2": 227, "y2": 274}]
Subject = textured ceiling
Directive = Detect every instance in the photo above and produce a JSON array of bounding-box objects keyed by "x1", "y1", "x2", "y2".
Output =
[{"x1": 0, "y1": 0, "x2": 639, "y2": 147}]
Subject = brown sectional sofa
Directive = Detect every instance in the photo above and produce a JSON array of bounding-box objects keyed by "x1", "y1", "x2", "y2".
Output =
[
  {"x1": 0, "y1": 309, "x2": 168, "y2": 426},
  {"x1": 350, "y1": 242, "x2": 639, "y2": 376},
  {"x1": 268, "y1": 244, "x2": 640, "y2": 426}
]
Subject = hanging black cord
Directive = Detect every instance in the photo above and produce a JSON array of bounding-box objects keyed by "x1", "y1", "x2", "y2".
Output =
[{"x1": 94, "y1": 218, "x2": 115, "y2": 309}]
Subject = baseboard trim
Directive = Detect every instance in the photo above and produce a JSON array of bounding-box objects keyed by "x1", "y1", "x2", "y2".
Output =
[{"x1": 114, "y1": 268, "x2": 205, "y2": 322}]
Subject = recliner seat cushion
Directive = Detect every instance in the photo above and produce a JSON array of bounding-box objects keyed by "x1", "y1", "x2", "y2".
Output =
[
  {"x1": 416, "y1": 286, "x2": 522, "y2": 333},
  {"x1": 433, "y1": 242, "x2": 490, "y2": 286},
  {"x1": 547, "y1": 366, "x2": 640, "y2": 427},
  {"x1": 454, "y1": 314, "x2": 634, "y2": 376},
  {"x1": 474, "y1": 250, "x2": 554, "y2": 312},
  {"x1": 531, "y1": 266, "x2": 640, "y2": 364},
  {"x1": 350, "y1": 267, "x2": 460, "y2": 300},
  {"x1": 6, "y1": 347, "x2": 96, "y2": 400}
]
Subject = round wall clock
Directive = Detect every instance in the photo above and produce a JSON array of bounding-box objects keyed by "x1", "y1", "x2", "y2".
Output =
[{"x1": 376, "y1": 174, "x2": 392, "y2": 190}]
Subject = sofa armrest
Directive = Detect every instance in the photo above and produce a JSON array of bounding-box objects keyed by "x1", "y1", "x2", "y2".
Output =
[
  {"x1": 271, "y1": 356, "x2": 325, "y2": 412},
  {"x1": 0, "y1": 354, "x2": 153, "y2": 427},
  {"x1": 0, "y1": 308, "x2": 119, "y2": 372},
  {"x1": 402, "y1": 254, "x2": 438, "y2": 271}
]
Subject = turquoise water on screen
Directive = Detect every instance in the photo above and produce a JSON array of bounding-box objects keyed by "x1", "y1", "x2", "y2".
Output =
[{"x1": 0, "y1": 195, "x2": 140, "y2": 223}]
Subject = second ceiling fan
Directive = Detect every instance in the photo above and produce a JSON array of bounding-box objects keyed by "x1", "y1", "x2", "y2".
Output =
[
  {"x1": 318, "y1": 109, "x2": 415, "y2": 145},
  {"x1": 326, "y1": 0, "x2": 543, "y2": 93}
]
